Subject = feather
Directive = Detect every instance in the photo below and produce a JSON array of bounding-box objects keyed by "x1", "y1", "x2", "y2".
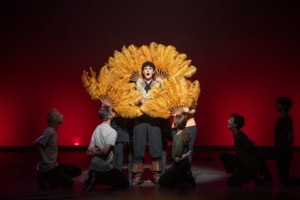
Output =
[{"x1": 82, "y1": 42, "x2": 200, "y2": 119}]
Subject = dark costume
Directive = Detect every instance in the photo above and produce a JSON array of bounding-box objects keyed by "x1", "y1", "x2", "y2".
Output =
[
  {"x1": 259, "y1": 113, "x2": 300, "y2": 185},
  {"x1": 158, "y1": 133, "x2": 195, "y2": 188},
  {"x1": 219, "y1": 130, "x2": 261, "y2": 186}
]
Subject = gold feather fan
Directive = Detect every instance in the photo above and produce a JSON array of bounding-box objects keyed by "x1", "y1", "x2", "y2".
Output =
[
  {"x1": 161, "y1": 77, "x2": 201, "y2": 116},
  {"x1": 140, "y1": 84, "x2": 170, "y2": 119},
  {"x1": 82, "y1": 65, "x2": 143, "y2": 113},
  {"x1": 82, "y1": 42, "x2": 201, "y2": 119}
]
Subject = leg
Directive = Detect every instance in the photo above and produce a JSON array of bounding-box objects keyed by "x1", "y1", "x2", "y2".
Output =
[
  {"x1": 131, "y1": 123, "x2": 147, "y2": 185},
  {"x1": 56, "y1": 164, "x2": 81, "y2": 189},
  {"x1": 148, "y1": 124, "x2": 163, "y2": 184},
  {"x1": 113, "y1": 142, "x2": 124, "y2": 172},
  {"x1": 125, "y1": 141, "x2": 133, "y2": 181},
  {"x1": 99, "y1": 168, "x2": 130, "y2": 188},
  {"x1": 187, "y1": 126, "x2": 197, "y2": 163},
  {"x1": 161, "y1": 149, "x2": 167, "y2": 173},
  {"x1": 256, "y1": 147, "x2": 274, "y2": 184},
  {"x1": 82, "y1": 169, "x2": 97, "y2": 191},
  {"x1": 277, "y1": 148, "x2": 292, "y2": 185},
  {"x1": 219, "y1": 152, "x2": 240, "y2": 174},
  {"x1": 36, "y1": 171, "x2": 48, "y2": 189},
  {"x1": 59, "y1": 163, "x2": 82, "y2": 178},
  {"x1": 158, "y1": 165, "x2": 176, "y2": 188}
]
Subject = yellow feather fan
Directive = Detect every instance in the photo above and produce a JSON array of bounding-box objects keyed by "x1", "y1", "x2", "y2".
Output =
[
  {"x1": 140, "y1": 85, "x2": 171, "y2": 119},
  {"x1": 82, "y1": 67, "x2": 102, "y2": 100},
  {"x1": 161, "y1": 77, "x2": 200, "y2": 116},
  {"x1": 82, "y1": 64, "x2": 143, "y2": 111},
  {"x1": 82, "y1": 42, "x2": 201, "y2": 119}
]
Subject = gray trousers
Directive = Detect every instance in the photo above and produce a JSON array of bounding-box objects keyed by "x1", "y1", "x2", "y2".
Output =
[{"x1": 133, "y1": 122, "x2": 162, "y2": 164}]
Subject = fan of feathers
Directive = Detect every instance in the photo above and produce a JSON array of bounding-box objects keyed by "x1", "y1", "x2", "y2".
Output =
[{"x1": 82, "y1": 42, "x2": 201, "y2": 119}]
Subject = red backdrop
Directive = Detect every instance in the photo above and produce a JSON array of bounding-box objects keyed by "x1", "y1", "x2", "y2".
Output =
[{"x1": 1, "y1": 1, "x2": 299, "y2": 147}]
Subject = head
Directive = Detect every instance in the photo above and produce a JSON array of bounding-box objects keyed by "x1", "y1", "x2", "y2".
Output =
[
  {"x1": 276, "y1": 97, "x2": 292, "y2": 112},
  {"x1": 142, "y1": 61, "x2": 156, "y2": 81},
  {"x1": 228, "y1": 113, "x2": 245, "y2": 130},
  {"x1": 47, "y1": 109, "x2": 64, "y2": 128},
  {"x1": 98, "y1": 105, "x2": 115, "y2": 121},
  {"x1": 174, "y1": 114, "x2": 187, "y2": 131},
  {"x1": 174, "y1": 114, "x2": 190, "y2": 144}
]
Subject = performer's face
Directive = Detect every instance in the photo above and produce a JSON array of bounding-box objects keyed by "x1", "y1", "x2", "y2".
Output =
[
  {"x1": 227, "y1": 117, "x2": 235, "y2": 129},
  {"x1": 143, "y1": 66, "x2": 155, "y2": 81}
]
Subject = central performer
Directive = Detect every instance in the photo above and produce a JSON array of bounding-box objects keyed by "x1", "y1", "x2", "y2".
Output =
[{"x1": 131, "y1": 61, "x2": 164, "y2": 185}]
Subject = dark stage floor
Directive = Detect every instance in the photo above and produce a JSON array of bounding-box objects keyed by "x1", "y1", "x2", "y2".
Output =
[{"x1": 1, "y1": 149, "x2": 300, "y2": 200}]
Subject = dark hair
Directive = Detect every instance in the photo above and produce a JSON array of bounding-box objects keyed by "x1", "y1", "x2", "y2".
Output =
[
  {"x1": 46, "y1": 109, "x2": 57, "y2": 124},
  {"x1": 231, "y1": 113, "x2": 245, "y2": 129},
  {"x1": 277, "y1": 97, "x2": 292, "y2": 111},
  {"x1": 142, "y1": 61, "x2": 155, "y2": 71},
  {"x1": 98, "y1": 106, "x2": 111, "y2": 121},
  {"x1": 174, "y1": 114, "x2": 191, "y2": 145}
]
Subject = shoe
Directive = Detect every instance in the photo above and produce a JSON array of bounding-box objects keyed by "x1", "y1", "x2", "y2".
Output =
[
  {"x1": 131, "y1": 173, "x2": 144, "y2": 186},
  {"x1": 131, "y1": 177, "x2": 143, "y2": 186},
  {"x1": 82, "y1": 175, "x2": 96, "y2": 191}
]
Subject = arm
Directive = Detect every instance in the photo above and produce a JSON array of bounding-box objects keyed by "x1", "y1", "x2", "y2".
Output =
[
  {"x1": 182, "y1": 107, "x2": 195, "y2": 119},
  {"x1": 173, "y1": 150, "x2": 191, "y2": 163},
  {"x1": 86, "y1": 144, "x2": 114, "y2": 158},
  {"x1": 94, "y1": 144, "x2": 114, "y2": 156},
  {"x1": 288, "y1": 131, "x2": 294, "y2": 145}
]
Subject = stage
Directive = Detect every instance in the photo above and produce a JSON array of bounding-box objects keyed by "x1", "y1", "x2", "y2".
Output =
[{"x1": 1, "y1": 149, "x2": 300, "y2": 200}]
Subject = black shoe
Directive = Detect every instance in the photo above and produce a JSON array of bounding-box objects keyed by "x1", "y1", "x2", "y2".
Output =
[{"x1": 83, "y1": 175, "x2": 96, "y2": 191}]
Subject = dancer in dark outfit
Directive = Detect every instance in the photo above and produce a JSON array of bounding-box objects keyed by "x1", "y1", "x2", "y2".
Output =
[
  {"x1": 259, "y1": 97, "x2": 300, "y2": 185},
  {"x1": 219, "y1": 113, "x2": 262, "y2": 186}
]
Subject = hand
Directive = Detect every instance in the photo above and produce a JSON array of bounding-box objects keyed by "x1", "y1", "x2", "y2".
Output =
[
  {"x1": 182, "y1": 107, "x2": 189, "y2": 113},
  {"x1": 86, "y1": 146, "x2": 102, "y2": 156},
  {"x1": 183, "y1": 150, "x2": 191, "y2": 159},
  {"x1": 86, "y1": 149, "x2": 94, "y2": 156}
]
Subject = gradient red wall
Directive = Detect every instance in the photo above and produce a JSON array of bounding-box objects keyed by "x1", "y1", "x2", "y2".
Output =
[{"x1": 1, "y1": 1, "x2": 299, "y2": 147}]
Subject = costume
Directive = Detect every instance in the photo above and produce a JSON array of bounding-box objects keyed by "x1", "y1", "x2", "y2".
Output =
[
  {"x1": 85, "y1": 123, "x2": 129, "y2": 189},
  {"x1": 172, "y1": 117, "x2": 197, "y2": 163},
  {"x1": 158, "y1": 133, "x2": 195, "y2": 188},
  {"x1": 259, "y1": 113, "x2": 299, "y2": 185},
  {"x1": 219, "y1": 130, "x2": 261, "y2": 186},
  {"x1": 82, "y1": 42, "x2": 201, "y2": 185},
  {"x1": 131, "y1": 78, "x2": 165, "y2": 184},
  {"x1": 274, "y1": 113, "x2": 293, "y2": 183},
  {"x1": 33, "y1": 127, "x2": 82, "y2": 189}
]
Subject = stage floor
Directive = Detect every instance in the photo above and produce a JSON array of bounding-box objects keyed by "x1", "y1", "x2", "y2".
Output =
[{"x1": 1, "y1": 150, "x2": 300, "y2": 200}]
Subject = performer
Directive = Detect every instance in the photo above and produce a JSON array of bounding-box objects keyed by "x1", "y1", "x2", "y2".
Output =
[
  {"x1": 83, "y1": 106, "x2": 129, "y2": 190},
  {"x1": 219, "y1": 113, "x2": 262, "y2": 186},
  {"x1": 172, "y1": 104, "x2": 197, "y2": 163},
  {"x1": 33, "y1": 109, "x2": 82, "y2": 189},
  {"x1": 131, "y1": 61, "x2": 164, "y2": 185},
  {"x1": 159, "y1": 114, "x2": 196, "y2": 189}
]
